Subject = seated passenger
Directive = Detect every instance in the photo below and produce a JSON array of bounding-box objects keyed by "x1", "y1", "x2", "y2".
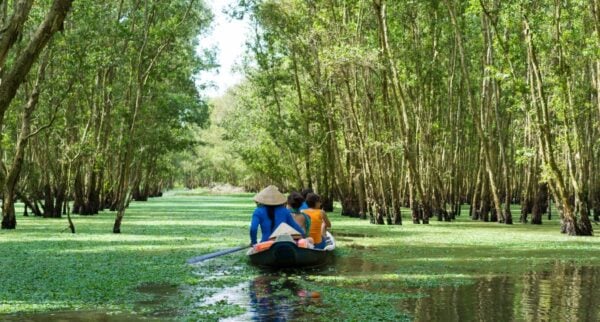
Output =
[
  {"x1": 287, "y1": 191, "x2": 314, "y2": 248},
  {"x1": 299, "y1": 188, "x2": 313, "y2": 210},
  {"x1": 301, "y1": 193, "x2": 332, "y2": 249},
  {"x1": 287, "y1": 192, "x2": 310, "y2": 233},
  {"x1": 250, "y1": 186, "x2": 306, "y2": 246}
]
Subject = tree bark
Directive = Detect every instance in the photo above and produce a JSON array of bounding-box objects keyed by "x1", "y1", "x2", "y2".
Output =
[
  {"x1": 0, "y1": 0, "x2": 74, "y2": 130},
  {"x1": 373, "y1": 0, "x2": 430, "y2": 224},
  {"x1": 0, "y1": 0, "x2": 34, "y2": 69},
  {"x1": 523, "y1": 16, "x2": 587, "y2": 235},
  {"x1": 1, "y1": 55, "x2": 46, "y2": 229}
]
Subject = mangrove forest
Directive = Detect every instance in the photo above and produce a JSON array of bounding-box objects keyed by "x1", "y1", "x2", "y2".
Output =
[{"x1": 1, "y1": 0, "x2": 599, "y2": 321}]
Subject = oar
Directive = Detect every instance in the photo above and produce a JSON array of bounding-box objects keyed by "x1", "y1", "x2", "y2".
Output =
[{"x1": 187, "y1": 244, "x2": 251, "y2": 265}]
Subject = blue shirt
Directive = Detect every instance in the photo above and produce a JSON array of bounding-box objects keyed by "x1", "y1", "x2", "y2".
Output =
[
  {"x1": 250, "y1": 205, "x2": 306, "y2": 245},
  {"x1": 299, "y1": 201, "x2": 309, "y2": 211}
]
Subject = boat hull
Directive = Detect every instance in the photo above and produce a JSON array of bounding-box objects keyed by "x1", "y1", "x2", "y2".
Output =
[{"x1": 249, "y1": 233, "x2": 335, "y2": 268}]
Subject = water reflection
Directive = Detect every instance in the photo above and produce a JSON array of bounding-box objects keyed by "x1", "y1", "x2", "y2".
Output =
[
  {"x1": 331, "y1": 255, "x2": 394, "y2": 275},
  {"x1": 214, "y1": 274, "x2": 322, "y2": 322},
  {"x1": 401, "y1": 263, "x2": 600, "y2": 322},
  {"x1": 17, "y1": 261, "x2": 594, "y2": 321},
  {"x1": 249, "y1": 275, "x2": 319, "y2": 321}
]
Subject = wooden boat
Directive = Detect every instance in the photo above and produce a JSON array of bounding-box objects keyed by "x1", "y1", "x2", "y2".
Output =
[{"x1": 248, "y1": 232, "x2": 336, "y2": 268}]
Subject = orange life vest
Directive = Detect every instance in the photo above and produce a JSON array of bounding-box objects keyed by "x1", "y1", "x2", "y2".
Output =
[{"x1": 302, "y1": 208, "x2": 324, "y2": 244}]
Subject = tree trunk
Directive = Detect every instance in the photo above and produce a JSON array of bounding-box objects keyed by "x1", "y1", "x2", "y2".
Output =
[
  {"x1": 374, "y1": 0, "x2": 429, "y2": 224},
  {"x1": 0, "y1": 0, "x2": 74, "y2": 130},
  {"x1": 0, "y1": 0, "x2": 34, "y2": 69},
  {"x1": 1, "y1": 57, "x2": 46, "y2": 229},
  {"x1": 524, "y1": 16, "x2": 591, "y2": 235},
  {"x1": 531, "y1": 184, "x2": 547, "y2": 225}
]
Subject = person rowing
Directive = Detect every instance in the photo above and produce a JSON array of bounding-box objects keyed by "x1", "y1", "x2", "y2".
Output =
[{"x1": 249, "y1": 185, "x2": 306, "y2": 246}]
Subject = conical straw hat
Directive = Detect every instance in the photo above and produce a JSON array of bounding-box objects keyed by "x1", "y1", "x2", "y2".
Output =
[
  {"x1": 269, "y1": 222, "x2": 302, "y2": 239},
  {"x1": 253, "y1": 185, "x2": 287, "y2": 206}
]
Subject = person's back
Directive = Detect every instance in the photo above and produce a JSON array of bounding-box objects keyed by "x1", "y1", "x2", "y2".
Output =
[
  {"x1": 303, "y1": 208, "x2": 324, "y2": 244},
  {"x1": 302, "y1": 193, "x2": 331, "y2": 249},
  {"x1": 251, "y1": 205, "x2": 301, "y2": 244},
  {"x1": 250, "y1": 186, "x2": 306, "y2": 245},
  {"x1": 291, "y1": 208, "x2": 308, "y2": 233},
  {"x1": 287, "y1": 191, "x2": 310, "y2": 234}
]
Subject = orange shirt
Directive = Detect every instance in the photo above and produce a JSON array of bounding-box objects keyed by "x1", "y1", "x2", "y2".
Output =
[{"x1": 302, "y1": 209, "x2": 324, "y2": 244}]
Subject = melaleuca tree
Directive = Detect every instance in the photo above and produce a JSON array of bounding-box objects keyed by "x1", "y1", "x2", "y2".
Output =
[{"x1": 224, "y1": 0, "x2": 598, "y2": 235}]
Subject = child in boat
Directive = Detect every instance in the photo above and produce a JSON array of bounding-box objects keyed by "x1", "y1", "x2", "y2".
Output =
[
  {"x1": 287, "y1": 191, "x2": 314, "y2": 248},
  {"x1": 299, "y1": 188, "x2": 313, "y2": 210},
  {"x1": 287, "y1": 192, "x2": 310, "y2": 233},
  {"x1": 302, "y1": 193, "x2": 332, "y2": 249},
  {"x1": 250, "y1": 186, "x2": 306, "y2": 246}
]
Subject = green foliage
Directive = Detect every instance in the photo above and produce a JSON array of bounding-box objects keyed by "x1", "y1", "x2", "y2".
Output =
[
  {"x1": 215, "y1": 0, "x2": 600, "y2": 233},
  {"x1": 0, "y1": 193, "x2": 255, "y2": 316},
  {"x1": 1, "y1": 193, "x2": 599, "y2": 320},
  {"x1": 175, "y1": 94, "x2": 250, "y2": 189},
  {"x1": 0, "y1": 0, "x2": 217, "y2": 224}
]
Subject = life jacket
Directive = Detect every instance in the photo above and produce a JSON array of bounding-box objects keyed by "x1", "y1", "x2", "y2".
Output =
[{"x1": 302, "y1": 208, "x2": 324, "y2": 244}]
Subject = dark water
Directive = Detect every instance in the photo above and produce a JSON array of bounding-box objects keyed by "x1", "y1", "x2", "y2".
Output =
[
  {"x1": 211, "y1": 275, "x2": 322, "y2": 322},
  {"x1": 401, "y1": 264, "x2": 600, "y2": 322},
  {"x1": 133, "y1": 283, "x2": 180, "y2": 318},
  {"x1": 206, "y1": 260, "x2": 600, "y2": 322},
  {"x1": 0, "y1": 284, "x2": 178, "y2": 322},
  {"x1": 4, "y1": 262, "x2": 599, "y2": 321}
]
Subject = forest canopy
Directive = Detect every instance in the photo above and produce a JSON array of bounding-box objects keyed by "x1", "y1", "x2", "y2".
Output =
[
  {"x1": 0, "y1": 0, "x2": 598, "y2": 237},
  {"x1": 202, "y1": 0, "x2": 600, "y2": 236},
  {"x1": 0, "y1": 0, "x2": 214, "y2": 232}
]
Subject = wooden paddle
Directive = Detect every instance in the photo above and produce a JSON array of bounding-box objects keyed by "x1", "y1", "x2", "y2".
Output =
[{"x1": 187, "y1": 245, "x2": 251, "y2": 264}]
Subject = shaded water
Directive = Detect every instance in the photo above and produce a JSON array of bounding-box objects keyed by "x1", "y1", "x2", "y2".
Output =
[
  {"x1": 133, "y1": 283, "x2": 180, "y2": 318},
  {"x1": 211, "y1": 275, "x2": 322, "y2": 322},
  {"x1": 1, "y1": 283, "x2": 179, "y2": 322},
  {"x1": 401, "y1": 264, "x2": 600, "y2": 322},
  {"x1": 5, "y1": 261, "x2": 599, "y2": 321},
  {"x1": 199, "y1": 260, "x2": 600, "y2": 321}
]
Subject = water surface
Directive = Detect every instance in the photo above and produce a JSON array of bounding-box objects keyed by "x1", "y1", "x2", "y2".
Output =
[
  {"x1": 201, "y1": 260, "x2": 600, "y2": 321},
  {"x1": 4, "y1": 260, "x2": 599, "y2": 321},
  {"x1": 400, "y1": 263, "x2": 600, "y2": 322}
]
